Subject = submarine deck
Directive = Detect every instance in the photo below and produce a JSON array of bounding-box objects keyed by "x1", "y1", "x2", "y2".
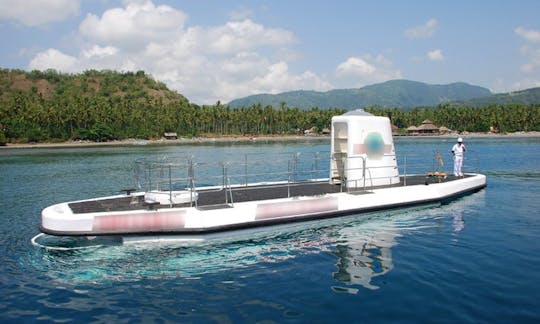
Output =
[{"x1": 68, "y1": 174, "x2": 467, "y2": 214}]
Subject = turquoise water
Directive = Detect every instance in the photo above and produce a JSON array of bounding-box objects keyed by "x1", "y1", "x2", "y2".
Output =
[{"x1": 1, "y1": 137, "x2": 539, "y2": 322}]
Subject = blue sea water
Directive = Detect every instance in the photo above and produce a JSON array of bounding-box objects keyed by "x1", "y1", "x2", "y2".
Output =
[{"x1": 1, "y1": 137, "x2": 539, "y2": 323}]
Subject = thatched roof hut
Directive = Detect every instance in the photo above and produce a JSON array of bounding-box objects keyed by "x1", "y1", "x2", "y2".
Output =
[
  {"x1": 406, "y1": 125, "x2": 419, "y2": 135},
  {"x1": 163, "y1": 132, "x2": 178, "y2": 140},
  {"x1": 417, "y1": 120, "x2": 439, "y2": 134}
]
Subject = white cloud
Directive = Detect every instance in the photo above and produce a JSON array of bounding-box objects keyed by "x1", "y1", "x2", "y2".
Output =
[
  {"x1": 427, "y1": 49, "x2": 445, "y2": 61},
  {"x1": 157, "y1": 57, "x2": 331, "y2": 105},
  {"x1": 404, "y1": 18, "x2": 438, "y2": 39},
  {"x1": 0, "y1": 0, "x2": 79, "y2": 26},
  {"x1": 27, "y1": 0, "x2": 323, "y2": 104},
  {"x1": 511, "y1": 79, "x2": 540, "y2": 91},
  {"x1": 82, "y1": 45, "x2": 118, "y2": 59},
  {"x1": 204, "y1": 19, "x2": 295, "y2": 55},
  {"x1": 511, "y1": 27, "x2": 540, "y2": 91},
  {"x1": 336, "y1": 57, "x2": 376, "y2": 76},
  {"x1": 519, "y1": 45, "x2": 540, "y2": 73},
  {"x1": 220, "y1": 52, "x2": 269, "y2": 79},
  {"x1": 79, "y1": 1, "x2": 188, "y2": 51},
  {"x1": 334, "y1": 55, "x2": 402, "y2": 87},
  {"x1": 28, "y1": 48, "x2": 78, "y2": 72},
  {"x1": 492, "y1": 27, "x2": 540, "y2": 92},
  {"x1": 249, "y1": 62, "x2": 330, "y2": 94},
  {"x1": 516, "y1": 27, "x2": 540, "y2": 78},
  {"x1": 515, "y1": 27, "x2": 540, "y2": 43}
]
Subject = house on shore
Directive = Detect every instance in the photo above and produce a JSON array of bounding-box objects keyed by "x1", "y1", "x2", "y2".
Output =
[
  {"x1": 163, "y1": 132, "x2": 178, "y2": 140},
  {"x1": 406, "y1": 125, "x2": 419, "y2": 135},
  {"x1": 407, "y1": 120, "x2": 442, "y2": 135}
]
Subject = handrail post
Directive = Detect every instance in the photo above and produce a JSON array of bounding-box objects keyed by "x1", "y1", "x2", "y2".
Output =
[
  {"x1": 287, "y1": 174, "x2": 291, "y2": 198},
  {"x1": 244, "y1": 154, "x2": 248, "y2": 186},
  {"x1": 293, "y1": 152, "x2": 300, "y2": 182},
  {"x1": 314, "y1": 151, "x2": 319, "y2": 179},
  {"x1": 223, "y1": 162, "x2": 228, "y2": 204},
  {"x1": 188, "y1": 157, "x2": 195, "y2": 207},
  {"x1": 362, "y1": 155, "x2": 366, "y2": 190},
  {"x1": 168, "y1": 164, "x2": 172, "y2": 208},
  {"x1": 403, "y1": 155, "x2": 407, "y2": 186}
]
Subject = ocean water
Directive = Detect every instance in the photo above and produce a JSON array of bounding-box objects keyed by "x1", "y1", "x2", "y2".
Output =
[{"x1": 1, "y1": 137, "x2": 539, "y2": 323}]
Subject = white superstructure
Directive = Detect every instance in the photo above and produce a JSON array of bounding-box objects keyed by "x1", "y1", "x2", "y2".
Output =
[{"x1": 331, "y1": 110, "x2": 399, "y2": 188}]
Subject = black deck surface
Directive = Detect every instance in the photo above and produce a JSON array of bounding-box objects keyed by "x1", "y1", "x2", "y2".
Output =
[{"x1": 69, "y1": 175, "x2": 468, "y2": 214}]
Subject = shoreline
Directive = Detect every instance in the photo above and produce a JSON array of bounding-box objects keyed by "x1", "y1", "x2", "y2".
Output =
[{"x1": 2, "y1": 131, "x2": 539, "y2": 149}]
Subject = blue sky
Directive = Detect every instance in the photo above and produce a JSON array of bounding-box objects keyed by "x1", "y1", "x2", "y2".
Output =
[{"x1": 1, "y1": 0, "x2": 539, "y2": 104}]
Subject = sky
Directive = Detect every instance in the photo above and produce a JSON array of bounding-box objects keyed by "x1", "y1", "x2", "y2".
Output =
[{"x1": 1, "y1": 0, "x2": 539, "y2": 105}]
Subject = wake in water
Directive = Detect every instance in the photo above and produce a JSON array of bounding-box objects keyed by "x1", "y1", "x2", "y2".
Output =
[
  {"x1": 484, "y1": 170, "x2": 540, "y2": 180},
  {"x1": 27, "y1": 193, "x2": 485, "y2": 292}
]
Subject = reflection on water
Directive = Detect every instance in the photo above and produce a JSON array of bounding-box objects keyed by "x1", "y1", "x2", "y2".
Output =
[
  {"x1": 328, "y1": 206, "x2": 440, "y2": 294},
  {"x1": 331, "y1": 225, "x2": 397, "y2": 293},
  {"x1": 330, "y1": 192, "x2": 485, "y2": 293},
  {"x1": 452, "y1": 210, "x2": 465, "y2": 233},
  {"x1": 29, "y1": 193, "x2": 484, "y2": 293}
]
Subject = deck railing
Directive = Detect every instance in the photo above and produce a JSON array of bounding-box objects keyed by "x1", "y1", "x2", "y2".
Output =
[{"x1": 133, "y1": 149, "x2": 480, "y2": 207}]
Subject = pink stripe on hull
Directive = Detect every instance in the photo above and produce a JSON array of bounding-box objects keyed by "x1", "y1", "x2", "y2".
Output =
[
  {"x1": 93, "y1": 210, "x2": 186, "y2": 233},
  {"x1": 256, "y1": 197, "x2": 338, "y2": 220}
]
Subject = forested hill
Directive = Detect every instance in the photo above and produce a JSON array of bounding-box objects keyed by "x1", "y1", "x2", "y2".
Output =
[
  {"x1": 0, "y1": 69, "x2": 188, "y2": 104},
  {"x1": 227, "y1": 80, "x2": 493, "y2": 109},
  {"x1": 0, "y1": 69, "x2": 346, "y2": 143},
  {"x1": 0, "y1": 69, "x2": 197, "y2": 143}
]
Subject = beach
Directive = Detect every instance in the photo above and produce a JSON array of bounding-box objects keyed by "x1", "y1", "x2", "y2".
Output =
[{"x1": 1, "y1": 131, "x2": 539, "y2": 149}]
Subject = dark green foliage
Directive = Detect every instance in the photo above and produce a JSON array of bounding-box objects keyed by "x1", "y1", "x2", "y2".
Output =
[
  {"x1": 1, "y1": 69, "x2": 538, "y2": 144},
  {"x1": 0, "y1": 128, "x2": 7, "y2": 145},
  {"x1": 366, "y1": 104, "x2": 540, "y2": 133},
  {"x1": 79, "y1": 123, "x2": 115, "y2": 142},
  {"x1": 0, "y1": 69, "x2": 346, "y2": 143}
]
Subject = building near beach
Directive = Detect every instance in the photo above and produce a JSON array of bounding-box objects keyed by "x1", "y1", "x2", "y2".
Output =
[{"x1": 407, "y1": 120, "x2": 440, "y2": 135}]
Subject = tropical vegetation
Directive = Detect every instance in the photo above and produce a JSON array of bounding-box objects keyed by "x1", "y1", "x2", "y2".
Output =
[
  {"x1": 366, "y1": 104, "x2": 540, "y2": 134},
  {"x1": 0, "y1": 69, "x2": 539, "y2": 144}
]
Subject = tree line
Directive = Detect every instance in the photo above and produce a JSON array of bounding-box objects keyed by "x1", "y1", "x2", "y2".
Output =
[
  {"x1": 366, "y1": 104, "x2": 540, "y2": 134},
  {"x1": 0, "y1": 69, "x2": 539, "y2": 144}
]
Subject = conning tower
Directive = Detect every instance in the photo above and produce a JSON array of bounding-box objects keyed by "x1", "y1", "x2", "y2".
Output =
[{"x1": 330, "y1": 109, "x2": 400, "y2": 188}]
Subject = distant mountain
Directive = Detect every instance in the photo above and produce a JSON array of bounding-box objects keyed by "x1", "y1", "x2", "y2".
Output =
[
  {"x1": 453, "y1": 87, "x2": 540, "y2": 106},
  {"x1": 227, "y1": 80, "x2": 493, "y2": 109}
]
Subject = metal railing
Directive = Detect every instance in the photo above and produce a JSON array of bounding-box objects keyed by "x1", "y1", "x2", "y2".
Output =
[
  {"x1": 132, "y1": 149, "x2": 480, "y2": 207},
  {"x1": 397, "y1": 149, "x2": 481, "y2": 178},
  {"x1": 134, "y1": 152, "x2": 331, "y2": 207}
]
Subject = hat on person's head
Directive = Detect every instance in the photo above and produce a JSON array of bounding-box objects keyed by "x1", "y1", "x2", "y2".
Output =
[{"x1": 457, "y1": 137, "x2": 463, "y2": 142}]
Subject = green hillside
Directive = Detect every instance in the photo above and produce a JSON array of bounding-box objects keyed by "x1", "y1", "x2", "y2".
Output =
[
  {"x1": 0, "y1": 69, "x2": 194, "y2": 143},
  {"x1": 0, "y1": 69, "x2": 344, "y2": 144},
  {"x1": 1, "y1": 69, "x2": 538, "y2": 145},
  {"x1": 454, "y1": 87, "x2": 540, "y2": 106},
  {"x1": 227, "y1": 80, "x2": 493, "y2": 109},
  {"x1": 0, "y1": 68, "x2": 188, "y2": 104}
]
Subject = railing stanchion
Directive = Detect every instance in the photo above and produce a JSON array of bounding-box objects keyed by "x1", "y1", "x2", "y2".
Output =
[
  {"x1": 168, "y1": 164, "x2": 172, "y2": 208},
  {"x1": 404, "y1": 155, "x2": 407, "y2": 186},
  {"x1": 244, "y1": 154, "x2": 248, "y2": 186}
]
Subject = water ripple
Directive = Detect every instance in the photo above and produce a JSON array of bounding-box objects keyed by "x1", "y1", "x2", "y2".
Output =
[{"x1": 25, "y1": 205, "x2": 443, "y2": 287}]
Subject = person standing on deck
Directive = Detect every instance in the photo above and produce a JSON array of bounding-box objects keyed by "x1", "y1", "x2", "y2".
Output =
[{"x1": 451, "y1": 137, "x2": 466, "y2": 176}]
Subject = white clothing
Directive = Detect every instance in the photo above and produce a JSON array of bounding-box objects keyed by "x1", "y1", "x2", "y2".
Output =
[
  {"x1": 452, "y1": 143, "x2": 465, "y2": 156},
  {"x1": 452, "y1": 143, "x2": 466, "y2": 176}
]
